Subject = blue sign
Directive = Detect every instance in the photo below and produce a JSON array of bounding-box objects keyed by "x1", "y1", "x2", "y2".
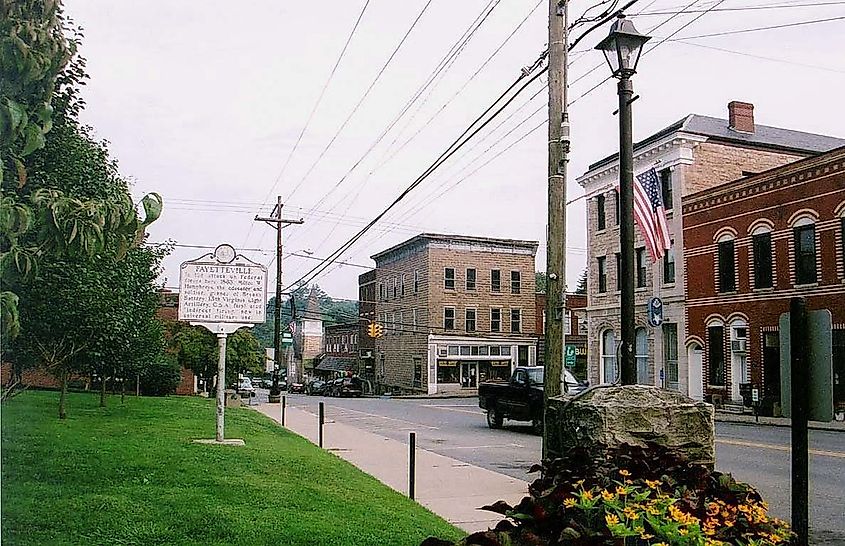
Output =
[{"x1": 647, "y1": 297, "x2": 663, "y2": 327}]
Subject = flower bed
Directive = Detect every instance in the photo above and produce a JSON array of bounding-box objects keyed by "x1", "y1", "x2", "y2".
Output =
[{"x1": 422, "y1": 443, "x2": 792, "y2": 546}]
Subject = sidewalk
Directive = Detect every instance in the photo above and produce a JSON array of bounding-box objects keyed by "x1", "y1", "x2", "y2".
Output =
[
  {"x1": 254, "y1": 403, "x2": 528, "y2": 533},
  {"x1": 713, "y1": 411, "x2": 845, "y2": 432}
]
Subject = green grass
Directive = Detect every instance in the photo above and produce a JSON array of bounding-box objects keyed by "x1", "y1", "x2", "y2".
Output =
[{"x1": 1, "y1": 390, "x2": 465, "y2": 546}]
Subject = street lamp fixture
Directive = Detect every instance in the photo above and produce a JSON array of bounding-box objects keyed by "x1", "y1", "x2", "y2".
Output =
[
  {"x1": 595, "y1": 15, "x2": 651, "y2": 386},
  {"x1": 595, "y1": 15, "x2": 651, "y2": 78}
]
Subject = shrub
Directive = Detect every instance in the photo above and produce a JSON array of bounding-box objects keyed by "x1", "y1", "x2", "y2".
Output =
[{"x1": 139, "y1": 355, "x2": 181, "y2": 396}]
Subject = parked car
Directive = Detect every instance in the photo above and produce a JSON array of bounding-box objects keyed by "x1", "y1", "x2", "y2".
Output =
[
  {"x1": 306, "y1": 379, "x2": 327, "y2": 396},
  {"x1": 236, "y1": 378, "x2": 256, "y2": 397},
  {"x1": 478, "y1": 367, "x2": 588, "y2": 434},
  {"x1": 288, "y1": 381, "x2": 306, "y2": 394},
  {"x1": 260, "y1": 378, "x2": 274, "y2": 389},
  {"x1": 328, "y1": 377, "x2": 363, "y2": 398}
]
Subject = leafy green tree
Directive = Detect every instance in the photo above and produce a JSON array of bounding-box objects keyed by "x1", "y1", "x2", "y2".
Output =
[
  {"x1": 226, "y1": 328, "x2": 262, "y2": 381},
  {"x1": 168, "y1": 322, "x2": 216, "y2": 389},
  {"x1": 535, "y1": 272, "x2": 547, "y2": 293}
]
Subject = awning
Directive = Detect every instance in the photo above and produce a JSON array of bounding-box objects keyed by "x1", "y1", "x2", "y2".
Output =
[{"x1": 315, "y1": 357, "x2": 356, "y2": 372}]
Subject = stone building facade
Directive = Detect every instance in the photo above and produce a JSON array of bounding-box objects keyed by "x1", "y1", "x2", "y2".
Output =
[
  {"x1": 535, "y1": 292, "x2": 588, "y2": 381},
  {"x1": 576, "y1": 101, "x2": 845, "y2": 398},
  {"x1": 314, "y1": 322, "x2": 359, "y2": 380},
  {"x1": 357, "y1": 270, "x2": 376, "y2": 380},
  {"x1": 370, "y1": 233, "x2": 539, "y2": 394},
  {"x1": 295, "y1": 287, "x2": 324, "y2": 378},
  {"x1": 684, "y1": 147, "x2": 845, "y2": 414}
]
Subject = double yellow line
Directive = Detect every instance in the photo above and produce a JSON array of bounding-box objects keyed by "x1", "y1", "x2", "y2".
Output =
[{"x1": 716, "y1": 438, "x2": 845, "y2": 459}]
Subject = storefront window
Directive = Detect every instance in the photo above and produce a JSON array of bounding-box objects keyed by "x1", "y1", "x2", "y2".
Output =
[{"x1": 437, "y1": 361, "x2": 459, "y2": 383}]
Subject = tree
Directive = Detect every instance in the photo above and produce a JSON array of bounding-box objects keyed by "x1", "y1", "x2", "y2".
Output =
[
  {"x1": 535, "y1": 272, "x2": 547, "y2": 293},
  {"x1": 225, "y1": 328, "x2": 262, "y2": 382},
  {"x1": 169, "y1": 322, "x2": 216, "y2": 390},
  {"x1": 575, "y1": 268, "x2": 587, "y2": 295}
]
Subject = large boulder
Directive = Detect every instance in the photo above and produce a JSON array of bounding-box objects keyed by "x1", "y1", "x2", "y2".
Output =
[{"x1": 545, "y1": 385, "x2": 714, "y2": 467}]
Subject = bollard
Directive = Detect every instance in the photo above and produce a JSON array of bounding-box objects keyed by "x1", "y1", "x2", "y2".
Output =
[
  {"x1": 281, "y1": 395, "x2": 286, "y2": 426},
  {"x1": 318, "y1": 402, "x2": 324, "y2": 448},
  {"x1": 409, "y1": 431, "x2": 416, "y2": 500},
  {"x1": 790, "y1": 297, "x2": 809, "y2": 545}
]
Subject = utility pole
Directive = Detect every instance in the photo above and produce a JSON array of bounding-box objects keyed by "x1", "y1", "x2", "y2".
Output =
[
  {"x1": 255, "y1": 196, "x2": 303, "y2": 403},
  {"x1": 543, "y1": 0, "x2": 569, "y2": 458}
]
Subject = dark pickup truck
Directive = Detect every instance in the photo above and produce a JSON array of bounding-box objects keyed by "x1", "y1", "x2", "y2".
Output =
[{"x1": 478, "y1": 366, "x2": 588, "y2": 433}]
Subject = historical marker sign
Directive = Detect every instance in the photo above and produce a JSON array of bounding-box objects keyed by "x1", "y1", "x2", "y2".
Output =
[{"x1": 178, "y1": 254, "x2": 267, "y2": 324}]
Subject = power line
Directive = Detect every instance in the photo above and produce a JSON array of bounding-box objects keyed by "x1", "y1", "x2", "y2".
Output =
[
  {"x1": 281, "y1": 0, "x2": 435, "y2": 207},
  {"x1": 638, "y1": 0, "x2": 845, "y2": 13},
  {"x1": 672, "y1": 39, "x2": 845, "y2": 73},
  {"x1": 243, "y1": 0, "x2": 371, "y2": 248},
  {"x1": 676, "y1": 14, "x2": 845, "y2": 39}
]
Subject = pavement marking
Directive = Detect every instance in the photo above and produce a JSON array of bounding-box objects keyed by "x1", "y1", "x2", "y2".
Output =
[
  {"x1": 327, "y1": 406, "x2": 440, "y2": 430},
  {"x1": 716, "y1": 438, "x2": 845, "y2": 458},
  {"x1": 422, "y1": 405, "x2": 485, "y2": 415}
]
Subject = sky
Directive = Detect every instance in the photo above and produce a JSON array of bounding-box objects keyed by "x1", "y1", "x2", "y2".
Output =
[{"x1": 63, "y1": 0, "x2": 845, "y2": 301}]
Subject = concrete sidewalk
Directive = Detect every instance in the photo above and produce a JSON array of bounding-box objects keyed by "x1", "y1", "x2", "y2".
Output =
[{"x1": 254, "y1": 403, "x2": 528, "y2": 533}]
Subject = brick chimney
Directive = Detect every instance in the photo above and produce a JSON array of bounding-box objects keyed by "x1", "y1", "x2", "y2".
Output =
[{"x1": 728, "y1": 101, "x2": 754, "y2": 133}]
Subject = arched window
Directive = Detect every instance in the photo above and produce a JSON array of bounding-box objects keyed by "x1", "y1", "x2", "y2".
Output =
[
  {"x1": 601, "y1": 329, "x2": 618, "y2": 384},
  {"x1": 716, "y1": 231, "x2": 736, "y2": 293},
  {"x1": 750, "y1": 221, "x2": 773, "y2": 289},
  {"x1": 791, "y1": 215, "x2": 817, "y2": 285},
  {"x1": 707, "y1": 321, "x2": 726, "y2": 386},
  {"x1": 635, "y1": 328, "x2": 649, "y2": 384}
]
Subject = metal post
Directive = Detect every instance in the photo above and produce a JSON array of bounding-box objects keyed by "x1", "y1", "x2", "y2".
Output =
[
  {"x1": 318, "y1": 401, "x2": 324, "y2": 448},
  {"x1": 216, "y1": 333, "x2": 228, "y2": 443},
  {"x1": 543, "y1": 0, "x2": 569, "y2": 459},
  {"x1": 281, "y1": 395, "x2": 286, "y2": 426},
  {"x1": 617, "y1": 73, "x2": 636, "y2": 385},
  {"x1": 790, "y1": 297, "x2": 809, "y2": 545},
  {"x1": 409, "y1": 431, "x2": 416, "y2": 499}
]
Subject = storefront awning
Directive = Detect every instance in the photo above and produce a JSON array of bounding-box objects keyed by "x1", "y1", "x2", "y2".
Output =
[{"x1": 315, "y1": 357, "x2": 356, "y2": 372}]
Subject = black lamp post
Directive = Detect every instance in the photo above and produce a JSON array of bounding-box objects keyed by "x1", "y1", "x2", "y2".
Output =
[{"x1": 596, "y1": 15, "x2": 650, "y2": 385}]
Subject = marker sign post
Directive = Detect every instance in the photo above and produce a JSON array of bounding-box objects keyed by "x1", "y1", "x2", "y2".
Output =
[{"x1": 179, "y1": 244, "x2": 267, "y2": 444}]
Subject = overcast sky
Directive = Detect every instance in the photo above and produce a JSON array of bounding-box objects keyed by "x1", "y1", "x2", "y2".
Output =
[{"x1": 64, "y1": 0, "x2": 845, "y2": 301}]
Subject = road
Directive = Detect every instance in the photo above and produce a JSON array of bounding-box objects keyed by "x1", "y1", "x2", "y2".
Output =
[{"x1": 257, "y1": 390, "x2": 845, "y2": 543}]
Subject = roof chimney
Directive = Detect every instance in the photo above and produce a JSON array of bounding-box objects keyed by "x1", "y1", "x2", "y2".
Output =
[{"x1": 728, "y1": 101, "x2": 754, "y2": 133}]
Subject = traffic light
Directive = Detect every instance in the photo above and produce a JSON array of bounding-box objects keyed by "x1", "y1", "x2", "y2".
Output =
[{"x1": 367, "y1": 322, "x2": 384, "y2": 338}]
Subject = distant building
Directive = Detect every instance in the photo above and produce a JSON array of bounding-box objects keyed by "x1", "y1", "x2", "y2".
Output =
[
  {"x1": 577, "y1": 101, "x2": 845, "y2": 398},
  {"x1": 535, "y1": 292, "x2": 588, "y2": 381},
  {"x1": 370, "y1": 233, "x2": 539, "y2": 394},
  {"x1": 684, "y1": 146, "x2": 845, "y2": 414},
  {"x1": 295, "y1": 287, "x2": 324, "y2": 378},
  {"x1": 314, "y1": 322, "x2": 359, "y2": 380},
  {"x1": 358, "y1": 269, "x2": 377, "y2": 380}
]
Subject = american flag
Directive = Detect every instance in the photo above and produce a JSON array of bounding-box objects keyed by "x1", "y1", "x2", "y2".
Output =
[{"x1": 633, "y1": 167, "x2": 671, "y2": 262}]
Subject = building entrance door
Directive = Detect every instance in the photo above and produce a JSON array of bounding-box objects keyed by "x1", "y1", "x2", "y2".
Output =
[
  {"x1": 687, "y1": 343, "x2": 703, "y2": 401},
  {"x1": 460, "y1": 362, "x2": 477, "y2": 388}
]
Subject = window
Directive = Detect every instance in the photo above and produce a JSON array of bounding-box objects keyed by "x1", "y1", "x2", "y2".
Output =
[
  {"x1": 398, "y1": 311, "x2": 404, "y2": 335},
  {"x1": 466, "y1": 268, "x2": 476, "y2": 290},
  {"x1": 490, "y1": 308, "x2": 501, "y2": 332},
  {"x1": 444, "y1": 307, "x2": 455, "y2": 330},
  {"x1": 379, "y1": 283, "x2": 385, "y2": 301},
  {"x1": 636, "y1": 247, "x2": 647, "y2": 288},
  {"x1": 510, "y1": 309, "x2": 521, "y2": 333},
  {"x1": 511, "y1": 271, "x2": 521, "y2": 293},
  {"x1": 518, "y1": 345, "x2": 529, "y2": 366},
  {"x1": 601, "y1": 330, "x2": 618, "y2": 384},
  {"x1": 752, "y1": 232, "x2": 773, "y2": 289},
  {"x1": 659, "y1": 169, "x2": 673, "y2": 210},
  {"x1": 718, "y1": 240, "x2": 735, "y2": 292},
  {"x1": 635, "y1": 328, "x2": 648, "y2": 384},
  {"x1": 437, "y1": 362, "x2": 459, "y2": 383},
  {"x1": 401, "y1": 274, "x2": 406, "y2": 297},
  {"x1": 663, "y1": 323, "x2": 678, "y2": 386},
  {"x1": 391, "y1": 278, "x2": 397, "y2": 299},
  {"x1": 615, "y1": 253, "x2": 622, "y2": 291},
  {"x1": 794, "y1": 224, "x2": 817, "y2": 284},
  {"x1": 414, "y1": 270, "x2": 419, "y2": 293},
  {"x1": 412, "y1": 309, "x2": 417, "y2": 329},
  {"x1": 444, "y1": 268, "x2": 455, "y2": 289},
  {"x1": 663, "y1": 241, "x2": 675, "y2": 284},
  {"x1": 841, "y1": 218, "x2": 845, "y2": 273},
  {"x1": 597, "y1": 194, "x2": 606, "y2": 230},
  {"x1": 465, "y1": 309, "x2": 476, "y2": 332},
  {"x1": 614, "y1": 189, "x2": 620, "y2": 225},
  {"x1": 413, "y1": 358, "x2": 422, "y2": 388},
  {"x1": 491, "y1": 269, "x2": 501, "y2": 292},
  {"x1": 708, "y1": 325, "x2": 725, "y2": 386},
  {"x1": 564, "y1": 309, "x2": 571, "y2": 335},
  {"x1": 598, "y1": 256, "x2": 607, "y2": 293}
]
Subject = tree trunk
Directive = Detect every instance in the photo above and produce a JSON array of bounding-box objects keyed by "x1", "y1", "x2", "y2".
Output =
[
  {"x1": 99, "y1": 374, "x2": 107, "y2": 408},
  {"x1": 59, "y1": 374, "x2": 68, "y2": 419}
]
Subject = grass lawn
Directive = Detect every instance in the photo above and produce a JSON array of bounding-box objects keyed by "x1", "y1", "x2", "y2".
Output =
[{"x1": 1, "y1": 390, "x2": 465, "y2": 546}]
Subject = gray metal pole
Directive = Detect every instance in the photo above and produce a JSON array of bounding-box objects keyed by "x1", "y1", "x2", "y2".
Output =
[
  {"x1": 789, "y1": 297, "x2": 809, "y2": 544},
  {"x1": 618, "y1": 74, "x2": 637, "y2": 385},
  {"x1": 216, "y1": 333, "x2": 228, "y2": 442},
  {"x1": 318, "y1": 401, "x2": 324, "y2": 448},
  {"x1": 281, "y1": 395, "x2": 286, "y2": 426}
]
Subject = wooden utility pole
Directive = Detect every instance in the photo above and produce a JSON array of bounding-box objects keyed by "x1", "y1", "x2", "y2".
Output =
[
  {"x1": 543, "y1": 0, "x2": 569, "y2": 458},
  {"x1": 255, "y1": 196, "x2": 303, "y2": 402}
]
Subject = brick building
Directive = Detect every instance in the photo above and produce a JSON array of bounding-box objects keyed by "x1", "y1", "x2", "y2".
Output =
[
  {"x1": 535, "y1": 292, "x2": 588, "y2": 381},
  {"x1": 294, "y1": 286, "x2": 324, "y2": 379},
  {"x1": 684, "y1": 147, "x2": 845, "y2": 414},
  {"x1": 314, "y1": 322, "x2": 359, "y2": 380},
  {"x1": 358, "y1": 269, "x2": 377, "y2": 380},
  {"x1": 370, "y1": 233, "x2": 539, "y2": 394},
  {"x1": 577, "y1": 101, "x2": 845, "y2": 397}
]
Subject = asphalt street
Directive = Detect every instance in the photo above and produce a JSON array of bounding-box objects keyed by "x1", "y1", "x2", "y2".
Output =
[{"x1": 255, "y1": 390, "x2": 844, "y2": 543}]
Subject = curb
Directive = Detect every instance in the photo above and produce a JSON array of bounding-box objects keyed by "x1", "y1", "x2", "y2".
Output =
[{"x1": 714, "y1": 413, "x2": 844, "y2": 432}]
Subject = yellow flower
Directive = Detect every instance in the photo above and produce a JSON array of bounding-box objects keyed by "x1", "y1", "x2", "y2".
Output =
[
  {"x1": 679, "y1": 528, "x2": 689, "y2": 536},
  {"x1": 576, "y1": 479, "x2": 585, "y2": 487},
  {"x1": 581, "y1": 490, "x2": 594, "y2": 501},
  {"x1": 615, "y1": 486, "x2": 628, "y2": 496},
  {"x1": 605, "y1": 513, "x2": 620, "y2": 526},
  {"x1": 645, "y1": 479, "x2": 662, "y2": 489},
  {"x1": 706, "y1": 502, "x2": 720, "y2": 516},
  {"x1": 654, "y1": 543, "x2": 668, "y2": 546},
  {"x1": 625, "y1": 479, "x2": 634, "y2": 485},
  {"x1": 601, "y1": 490, "x2": 616, "y2": 501},
  {"x1": 564, "y1": 498, "x2": 576, "y2": 508},
  {"x1": 622, "y1": 507, "x2": 640, "y2": 520},
  {"x1": 619, "y1": 469, "x2": 631, "y2": 477}
]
